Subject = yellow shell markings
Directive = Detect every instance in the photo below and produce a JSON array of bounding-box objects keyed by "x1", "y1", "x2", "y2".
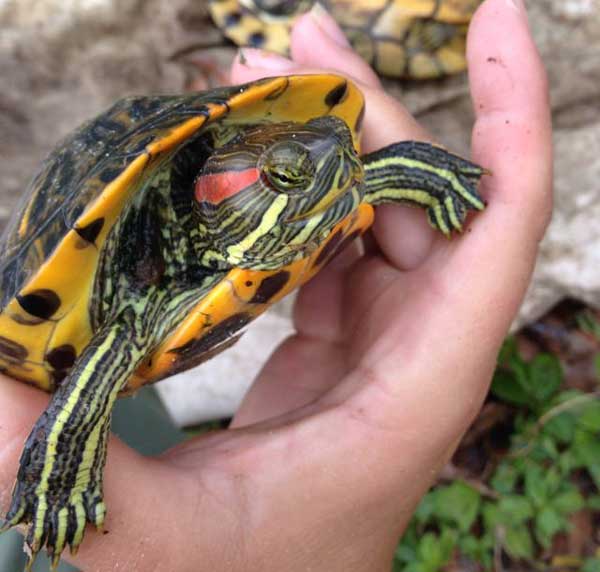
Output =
[
  {"x1": 224, "y1": 75, "x2": 365, "y2": 150},
  {"x1": 133, "y1": 203, "x2": 374, "y2": 386},
  {"x1": 0, "y1": 74, "x2": 365, "y2": 393},
  {"x1": 0, "y1": 111, "x2": 219, "y2": 390},
  {"x1": 209, "y1": 0, "x2": 479, "y2": 78}
]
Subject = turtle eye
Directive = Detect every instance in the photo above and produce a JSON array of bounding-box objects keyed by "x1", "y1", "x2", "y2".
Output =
[
  {"x1": 260, "y1": 141, "x2": 315, "y2": 194},
  {"x1": 264, "y1": 165, "x2": 310, "y2": 191}
]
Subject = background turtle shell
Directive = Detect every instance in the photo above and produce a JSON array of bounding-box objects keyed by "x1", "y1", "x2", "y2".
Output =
[
  {"x1": 0, "y1": 74, "x2": 368, "y2": 392},
  {"x1": 209, "y1": 0, "x2": 480, "y2": 79}
]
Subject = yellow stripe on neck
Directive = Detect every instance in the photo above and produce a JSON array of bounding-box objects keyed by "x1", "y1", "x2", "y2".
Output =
[{"x1": 226, "y1": 193, "x2": 289, "y2": 264}]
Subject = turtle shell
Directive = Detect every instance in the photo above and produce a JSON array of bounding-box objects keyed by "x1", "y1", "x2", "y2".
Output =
[
  {"x1": 208, "y1": 0, "x2": 480, "y2": 79},
  {"x1": 0, "y1": 74, "x2": 370, "y2": 393}
]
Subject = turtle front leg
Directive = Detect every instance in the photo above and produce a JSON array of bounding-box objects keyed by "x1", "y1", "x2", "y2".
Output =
[
  {"x1": 1, "y1": 316, "x2": 148, "y2": 570},
  {"x1": 362, "y1": 141, "x2": 487, "y2": 235}
]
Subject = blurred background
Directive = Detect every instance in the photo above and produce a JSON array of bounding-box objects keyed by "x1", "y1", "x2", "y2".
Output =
[{"x1": 1, "y1": 0, "x2": 600, "y2": 570}]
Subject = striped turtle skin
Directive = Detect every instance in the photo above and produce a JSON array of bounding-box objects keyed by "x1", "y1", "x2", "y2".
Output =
[
  {"x1": 209, "y1": 0, "x2": 481, "y2": 79},
  {"x1": 0, "y1": 74, "x2": 485, "y2": 569}
]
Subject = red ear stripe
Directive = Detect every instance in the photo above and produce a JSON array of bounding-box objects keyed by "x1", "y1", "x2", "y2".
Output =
[{"x1": 195, "y1": 168, "x2": 260, "y2": 205}]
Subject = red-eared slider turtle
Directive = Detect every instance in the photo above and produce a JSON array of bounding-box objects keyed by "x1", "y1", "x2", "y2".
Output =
[
  {"x1": 208, "y1": 0, "x2": 480, "y2": 79},
  {"x1": 0, "y1": 74, "x2": 485, "y2": 568}
]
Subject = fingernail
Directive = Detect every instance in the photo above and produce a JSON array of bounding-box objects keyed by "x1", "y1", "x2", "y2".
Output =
[
  {"x1": 237, "y1": 48, "x2": 297, "y2": 70},
  {"x1": 308, "y1": 2, "x2": 351, "y2": 48}
]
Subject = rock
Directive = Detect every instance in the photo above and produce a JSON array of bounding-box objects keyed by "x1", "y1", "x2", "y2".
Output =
[{"x1": 2, "y1": 0, "x2": 600, "y2": 425}]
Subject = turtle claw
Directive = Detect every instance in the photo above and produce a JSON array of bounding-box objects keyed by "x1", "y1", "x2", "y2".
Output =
[
  {"x1": 427, "y1": 197, "x2": 468, "y2": 236},
  {"x1": 3, "y1": 480, "x2": 106, "y2": 569},
  {"x1": 426, "y1": 161, "x2": 487, "y2": 236}
]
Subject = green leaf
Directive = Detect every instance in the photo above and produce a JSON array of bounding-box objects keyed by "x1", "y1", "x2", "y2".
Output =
[
  {"x1": 434, "y1": 481, "x2": 481, "y2": 532},
  {"x1": 438, "y1": 527, "x2": 458, "y2": 563},
  {"x1": 497, "y1": 495, "x2": 534, "y2": 524},
  {"x1": 535, "y1": 507, "x2": 566, "y2": 548},
  {"x1": 587, "y1": 463, "x2": 600, "y2": 490},
  {"x1": 587, "y1": 495, "x2": 600, "y2": 510},
  {"x1": 544, "y1": 466, "x2": 562, "y2": 496},
  {"x1": 491, "y1": 463, "x2": 518, "y2": 494},
  {"x1": 504, "y1": 525, "x2": 534, "y2": 559},
  {"x1": 527, "y1": 354, "x2": 563, "y2": 404},
  {"x1": 482, "y1": 501, "x2": 499, "y2": 530},
  {"x1": 498, "y1": 337, "x2": 519, "y2": 366},
  {"x1": 401, "y1": 563, "x2": 421, "y2": 572},
  {"x1": 417, "y1": 532, "x2": 453, "y2": 571},
  {"x1": 543, "y1": 412, "x2": 577, "y2": 444},
  {"x1": 458, "y1": 536, "x2": 493, "y2": 570},
  {"x1": 524, "y1": 463, "x2": 548, "y2": 507},
  {"x1": 395, "y1": 543, "x2": 416, "y2": 563},
  {"x1": 414, "y1": 491, "x2": 436, "y2": 525},
  {"x1": 559, "y1": 449, "x2": 583, "y2": 475},
  {"x1": 491, "y1": 369, "x2": 531, "y2": 406},
  {"x1": 552, "y1": 489, "x2": 585, "y2": 514},
  {"x1": 573, "y1": 429, "x2": 600, "y2": 467},
  {"x1": 583, "y1": 558, "x2": 600, "y2": 572},
  {"x1": 579, "y1": 400, "x2": 600, "y2": 431},
  {"x1": 594, "y1": 353, "x2": 600, "y2": 381},
  {"x1": 539, "y1": 435, "x2": 560, "y2": 460}
]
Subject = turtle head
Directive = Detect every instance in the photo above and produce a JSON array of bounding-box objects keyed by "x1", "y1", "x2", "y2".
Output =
[{"x1": 194, "y1": 116, "x2": 364, "y2": 269}]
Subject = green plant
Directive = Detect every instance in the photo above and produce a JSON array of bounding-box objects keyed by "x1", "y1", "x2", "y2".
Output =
[{"x1": 394, "y1": 336, "x2": 600, "y2": 571}]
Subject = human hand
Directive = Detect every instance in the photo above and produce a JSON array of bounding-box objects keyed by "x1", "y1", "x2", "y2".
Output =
[{"x1": 0, "y1": 1, "x2": 551, "y2": 570}]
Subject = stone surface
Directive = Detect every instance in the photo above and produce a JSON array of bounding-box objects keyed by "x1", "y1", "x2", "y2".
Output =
[{"x1": 1, "y1": 0, "x2": 600, "y2": 424}]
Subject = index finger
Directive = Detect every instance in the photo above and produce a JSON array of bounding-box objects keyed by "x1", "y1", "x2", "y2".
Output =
[{"x1": 426, "y1": 0, "x2": 552, "y2": 342}]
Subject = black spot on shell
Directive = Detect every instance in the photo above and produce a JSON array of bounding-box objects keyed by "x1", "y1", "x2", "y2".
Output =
[
  {"x1": 51, "y1": 369, "x2": 68, "y2": 387},
  {"x1": 0, "y1": 336, "x2": 28, "y2": 363},
  {"x1": 45, "y1": 345, "x2": 77, "y2": 370},
  {"x1": 325, "y1": 81, "x2": 348, "y2": 108},
  {"x1": 314, "y1": 229, "x2": 344, "y2": 268},
  {"x1": 245, "y1": 280, "x2": 253, "y2": 287},
  {"x1": 170, "y1": 312, "x2": 252, "y2": 359},
  {"x1": 75, "y1": 218, "x2": 104, "y2": 245},
  {"x1": 355, "y1": 103, "x2": 366, "y2": 133},
  {"x1": 248, "y1": 31, "x2": 266, "y2": 48},
  {"x1": 264, "y1": 78, "x2": 290, "y2": 101},
  {"x1": 225, "y1": 11, "x2": 242, "y2": 26},
  {"x1": 249, "y1": 271, "x2": 290, "y2": 304},
  {"x1": 17, "y1": 289, "x2": 61, "y2": 320}
]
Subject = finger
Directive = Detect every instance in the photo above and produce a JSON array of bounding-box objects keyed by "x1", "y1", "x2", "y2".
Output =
[
  {"x1": 425, "y1": 0, "x2": 552, "y2": 340},
  {"x1": 229, "y1": 47, "x2": 299, "y2": 84},
  {"x1": 335, "y1": 0, "x2": 551, "y2": 439},
  {"x1": 298, "y1": 0, "x2": 551, "y2": 515}
]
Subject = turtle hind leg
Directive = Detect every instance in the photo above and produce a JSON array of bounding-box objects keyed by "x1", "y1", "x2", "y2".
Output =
[{"x1": 1, "y1": 315, "x2": 149, "y2": 569}]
